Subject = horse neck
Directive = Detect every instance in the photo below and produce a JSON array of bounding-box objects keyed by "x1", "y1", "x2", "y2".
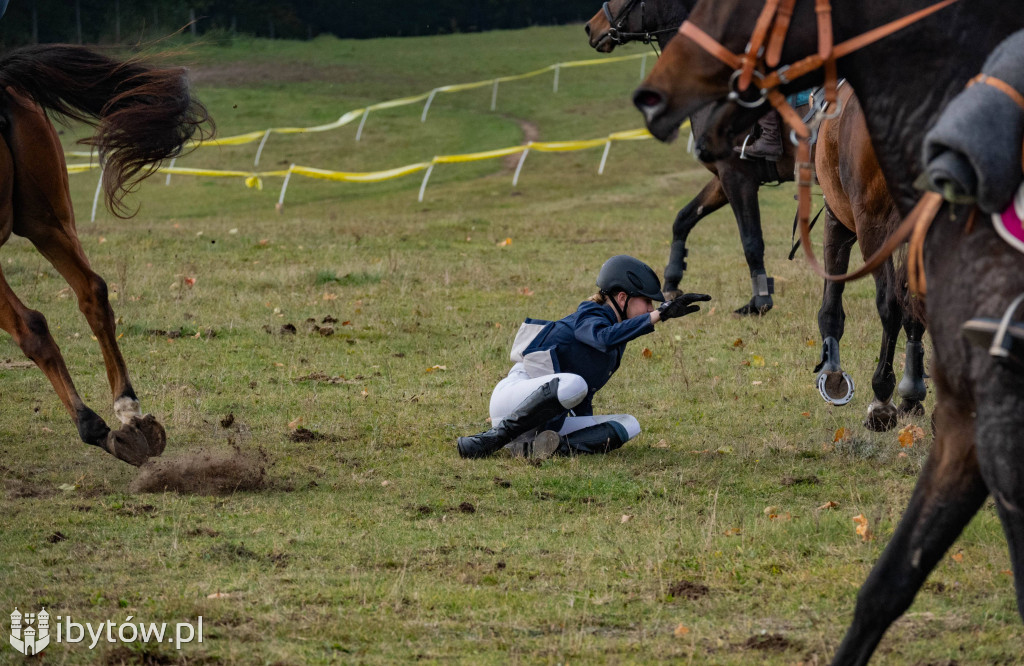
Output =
[{"x1": 832, "y1": 0, "x2": 1023, "y2": 213}]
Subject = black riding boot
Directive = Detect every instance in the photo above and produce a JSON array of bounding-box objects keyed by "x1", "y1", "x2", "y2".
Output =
[
  {"x1": 742, "y1": 111, "x2": 784, "y2": 160},
  {"x1": 554, "y1": 421, "x2": 629, "y2": 456},
  {"x1": 457, "y1": 378, "x2": 567, "y2": 459}
]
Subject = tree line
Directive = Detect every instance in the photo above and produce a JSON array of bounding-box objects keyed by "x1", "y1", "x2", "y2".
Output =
[{"x1": 0, "y1": 0, "x2": 606, "y2": 46}]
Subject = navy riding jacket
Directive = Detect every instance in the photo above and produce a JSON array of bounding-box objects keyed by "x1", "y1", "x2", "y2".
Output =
[{"x1": 520, "y1": 301, "x2": 654, "y2": 426}]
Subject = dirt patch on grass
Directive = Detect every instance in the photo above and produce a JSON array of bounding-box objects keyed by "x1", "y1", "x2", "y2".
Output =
[
  {"x1": 129, "y1": 449, "x2": 267, "y2": 495},
  {"x1": 668, "y1": 580, "x2": 709, "y2": 600},
  {"x1": 741, "y1": 633, "x2": 802, "y2": 652},
  {"x1": 189, "y1": 61, "x2": 361, "y2": 87}
]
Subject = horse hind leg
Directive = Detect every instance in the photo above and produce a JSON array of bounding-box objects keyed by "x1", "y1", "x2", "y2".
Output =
[
  {"x1": 831, "y1": 392, "x2": 988, "y2": 665},
  {"x1": 720, "y1": 168, "x2": 772, "y2": 315},
  {"x1": 897, "y1": 315, "x2": 927, "y2": 415},
  {"x1": 815, "y1": 209, "x2": 856, "y2": 405},
  {"x1": 864, "y1": 260, "x2": 902, "y2": 431}
]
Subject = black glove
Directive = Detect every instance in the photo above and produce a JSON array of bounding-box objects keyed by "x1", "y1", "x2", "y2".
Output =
[{"x1": 658, "y1": 293, "x2": 711, "y2": 320}]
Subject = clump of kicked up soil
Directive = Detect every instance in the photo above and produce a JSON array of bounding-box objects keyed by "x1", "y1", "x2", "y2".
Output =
[{"x1": 129, "y1": 448, "x2": 267, "y2": 495}]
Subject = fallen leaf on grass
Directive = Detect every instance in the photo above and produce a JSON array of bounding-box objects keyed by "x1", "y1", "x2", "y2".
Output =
[
  {"x1": 818, "y1": 501, "x2": 839, "y2": 510},
  {"x1": 620, "y1": 514, "x2": 632, "y2": 524},
  {"x1": 833, "y1": 427, "x2": 849, "y2": 443},
  {"x1": 853, "y1": 514, "x2": 874, "y2": 541},
  {"x1": 751, "y1": 354, "x2": 765, "y2": 367},
  {"x1": 642, "y1": 347, "x2": 653, "y2": 358},
  {"x1": 518, "y1": 287, "x2": 534, "y2": 296},
  {"x1": 496, "y1": 237, "x2": 512, "y2": 247},
  {"x1": 674, "y1": 624, "x2": 690, "y2": 637},
  {"x1": 206, "y1": 592, "x2": 233, "y2": 599},
  {"x1": 723, "y1": 527, "x2": 743, "y2": 536},
  {"x1": 898, "y1": 424, "x2": 925, "y2": 448},
  {"x1": 425, "y1": 365, "x2": 447, "y2": 372},
  {"x1": 287, "y1": 416, "x2": 303, "y2": 430},
  {"x1": 950, "y1": 551, "x2": 964, "y2": 563},
  {"x1": 732, "y1": 338, "x2": 744, "y2": 348},
  {"x1": 652, "y1": 439, "x2": 670, "y2": 449}
]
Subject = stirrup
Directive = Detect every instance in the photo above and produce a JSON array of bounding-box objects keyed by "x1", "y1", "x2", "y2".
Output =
[{"x1": 962, "y1": 292, "x2": 1024, "y2": 366}]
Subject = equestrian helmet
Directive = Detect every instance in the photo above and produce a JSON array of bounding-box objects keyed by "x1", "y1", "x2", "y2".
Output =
[{"x1": 596, "y1": 255, "x2": 664, "y2": 301}]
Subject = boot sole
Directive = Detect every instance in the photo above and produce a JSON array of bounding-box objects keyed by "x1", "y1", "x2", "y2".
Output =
[{"x1": 508, "y1": 430, "x2": 561, "y2": 459}]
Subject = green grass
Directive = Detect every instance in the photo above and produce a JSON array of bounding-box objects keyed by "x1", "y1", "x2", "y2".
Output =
[{"x1": 0, "y1": 25, "x2": 1020, "y2": 665}]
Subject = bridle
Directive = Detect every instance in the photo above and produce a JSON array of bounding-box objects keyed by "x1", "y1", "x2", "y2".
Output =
[
  {"x1": 675, "y1": 0, "x2": 963, "y2": 288},
  {"x1": 602, "y1": 0, "x2": 679, "y2": 47}
]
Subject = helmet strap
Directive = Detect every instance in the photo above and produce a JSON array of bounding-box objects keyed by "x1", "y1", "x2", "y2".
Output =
[{"x1": 607, "y1": 291, "x2": 629, "y2": 322}]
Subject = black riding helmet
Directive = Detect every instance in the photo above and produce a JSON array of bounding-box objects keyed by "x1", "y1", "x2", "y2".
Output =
[{"x1": 596, "y1": 255, "x2": 665, "y2": 302}]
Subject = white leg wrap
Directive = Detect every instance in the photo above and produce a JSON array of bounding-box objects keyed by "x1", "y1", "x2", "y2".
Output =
[{"x1": 114, "y1": 396, "x2": 141, "y2": 425}]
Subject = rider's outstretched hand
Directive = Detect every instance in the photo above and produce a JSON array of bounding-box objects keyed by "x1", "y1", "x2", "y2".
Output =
[{"x1": 658, "y1": 293, "x2": 712, "y2": 320}]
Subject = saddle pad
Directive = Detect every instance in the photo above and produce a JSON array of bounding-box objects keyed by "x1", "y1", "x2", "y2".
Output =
[{"x1": 992, "y1": 180, "x2": 1024, "y2": 255}]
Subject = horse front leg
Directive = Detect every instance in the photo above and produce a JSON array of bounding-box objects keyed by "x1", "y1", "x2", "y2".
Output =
[
  {"x1": 832, "y1": 388, "x2": 988, "y2": 665},
  {"x1": 864, "y1": 260, "x2": 902, "y2": 431},
  {"x1": 662, "y1": 176, "x2": 728, "y2": 299},
  {"x1": 896, "y1": 313, "x2": 927, "y2": 415},
  {"x1": 815, "y1": 209, "x2": 856, "y2": 405},
  {"x1": 720, "y1": 167, "x2": 772, "y2": 315},
  {"x1": 7, "y1": 89, "x2": 164, "y2": 459}
]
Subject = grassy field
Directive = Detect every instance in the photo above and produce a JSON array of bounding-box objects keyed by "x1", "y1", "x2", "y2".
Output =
[{"x1": 0, "y1": 25, "x2": 1020, "y2": 665}]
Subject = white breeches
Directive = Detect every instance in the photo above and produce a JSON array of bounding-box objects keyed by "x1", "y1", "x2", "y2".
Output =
[{"x1": 489, "y1": 364, "x2": 641, "y2": 440}]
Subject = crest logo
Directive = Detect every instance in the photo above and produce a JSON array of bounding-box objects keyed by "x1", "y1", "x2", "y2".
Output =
[{"x1": 9, "y1": 608, "x2": 50, "y2": 656}]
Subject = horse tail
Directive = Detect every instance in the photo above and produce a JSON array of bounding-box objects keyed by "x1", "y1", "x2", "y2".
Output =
[{"x1": 0, "y1": 44, "x2": 214, "y2": 217}]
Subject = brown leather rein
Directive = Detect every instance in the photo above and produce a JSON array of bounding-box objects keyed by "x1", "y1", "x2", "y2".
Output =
[{"x1": 676, "y1": 0, "x2": 962, "y2": 288}]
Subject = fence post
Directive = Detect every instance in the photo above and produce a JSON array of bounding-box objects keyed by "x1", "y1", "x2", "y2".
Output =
[
  {"x1": 598, "y1": 140, "x2": 612, "y2": 175},
  {"x1": 355, "y1": 109, "x2": 370, "y2": 142},
  {"x1": 553, "y1": 65, "x2": 561, "y2": 93},
  {"x1": 420, "y1": 89, "x2": 439, "y2": 123},
  {"x1": 512, "y1": 147, "x2": 530, "y2": 187},
  {"x1": 418, "y1": 160, "x2": 437, "y2": 202},
  {"x1": 254, "y1": 129, "x2": 272, "y2": 166},
  {"x1": 90, "y1": 169, "x2": 104, "y2": 222},
  {"x1": 490, "y1": 79, "x2": 500, "y2": 111},
  {"x1": 275, "y1": 164, "x2": 295, "y2": 213},
  {"x1": 164, "y1": 157, "x2": 176, "y2": 186}
]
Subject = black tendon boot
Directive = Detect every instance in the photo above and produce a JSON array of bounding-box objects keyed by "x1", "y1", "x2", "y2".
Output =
[
  {"x1": 457, "y1": 378, "x2": 567, "y2": 459},
  {"x1": 555, "y1": 421, "x2": 629, "y2": 456}
]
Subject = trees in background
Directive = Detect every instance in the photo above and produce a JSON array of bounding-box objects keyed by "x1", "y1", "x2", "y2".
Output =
[{"x1": 0, "y1": 0, "x2": 603, "y2": 45}]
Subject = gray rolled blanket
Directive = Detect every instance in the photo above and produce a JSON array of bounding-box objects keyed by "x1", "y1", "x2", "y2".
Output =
[{"x1": 923, "y1": 30, "x2": 1024, "y2": 214}]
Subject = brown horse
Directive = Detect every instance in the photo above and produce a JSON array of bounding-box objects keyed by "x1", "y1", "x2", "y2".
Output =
[
  {"x1": 588, "y1": 0, "x2": 926, "y2": 430},
  {"x1": 587, "y1": 0, "x2": 797, "y2": 315},
  {"x1": 632, "y1": 0, "x2": 1024, "y2": 663},
  {"x1": 813, "y1": 83, "x2": 926, "y2": 429},
  {"x1": 0, "y1": 45, "x2": 211, "y2": 465}
]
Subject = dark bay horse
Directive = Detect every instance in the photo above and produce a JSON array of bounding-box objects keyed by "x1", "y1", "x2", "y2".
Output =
[
  {"x1": 0, "y1": 45, "x2": 211, "y2": 465},
  {"x1": 587, "y1": 0, "x2": 795, "y2": 315},
  {"x1": 632, "y1": 0, "x2": 1024, "y2": 663},
  {"x1": 588, "y1": 0, "x2": 926, "y2": 430}
]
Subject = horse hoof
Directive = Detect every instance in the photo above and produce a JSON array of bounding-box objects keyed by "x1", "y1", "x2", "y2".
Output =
[
  {"x1": 897, "y1": 399, "x2": 925, "y2": 417},
  {"x1": 864, "y1": 400, "x2": 898, "y2": 432},
  {"x1": 734, "y1": 299, "x2": 773, "y2": 316},
  {"x1": 104, "y1": 423, "x2": 150, "y2": 466},
  {"x1": 132, "y1": 414, "x2": 167, "y2": 457},
  {"x1": 817, "y1": 370, "x2": 854, "y2": 405}
]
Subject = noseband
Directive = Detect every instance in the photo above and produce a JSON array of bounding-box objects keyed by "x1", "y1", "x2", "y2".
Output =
[
  {"x1": 601, "y1": 0, "x2": 678, "y2": 46},
  {"x1": 675, "y1": 0, "x2": 963, "y2": 287}
]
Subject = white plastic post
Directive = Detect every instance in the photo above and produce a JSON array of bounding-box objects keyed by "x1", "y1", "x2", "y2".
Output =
[
  {"x1": 512, "y1": 147, "x2": 530, "y2": 187},
  {"x1": 254, "y1": 129, "x2": 272, "y2": 166},
  {"x1": 90, "y1": 169, "x2": 104, "y2": 222},
  {"x1": 418, "y1": 161, "x2": 436, "y2": 202},
  {"x1": 164, "y1": 157, "x2": 176, "y2": 185},
  {"x1": 355, "y1": 109, "x2": 370, "y2": 142},
  {"x1": 598, "y1": 140, "x2": 612, "y2": 175},
  {"x1": 553, "y1": 65, "x2": 560, "y2": 93},
  {"x1": 687, "y1": 130, "x2": 694, "y2": 154},
  {"x1": 276, "y1": 164, "x2": 295, "y2": 212},
  {"x1": 640, "y1": 53, "x2": 648, "y2": 81},
  {"x1": 420, "y1": 89, "x2": 439, "y2": 123},
  {"x1": 490, "y1": 80, "x2": 499, "y2": 111}
]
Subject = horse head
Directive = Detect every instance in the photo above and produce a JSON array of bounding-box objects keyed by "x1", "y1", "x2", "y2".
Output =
[
  {"x1": 586, "y1": 0, "x2": 697, "y2": 53},
  {"x1": 632, "y1": 0, "x2": 823, "y2": 157}
]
